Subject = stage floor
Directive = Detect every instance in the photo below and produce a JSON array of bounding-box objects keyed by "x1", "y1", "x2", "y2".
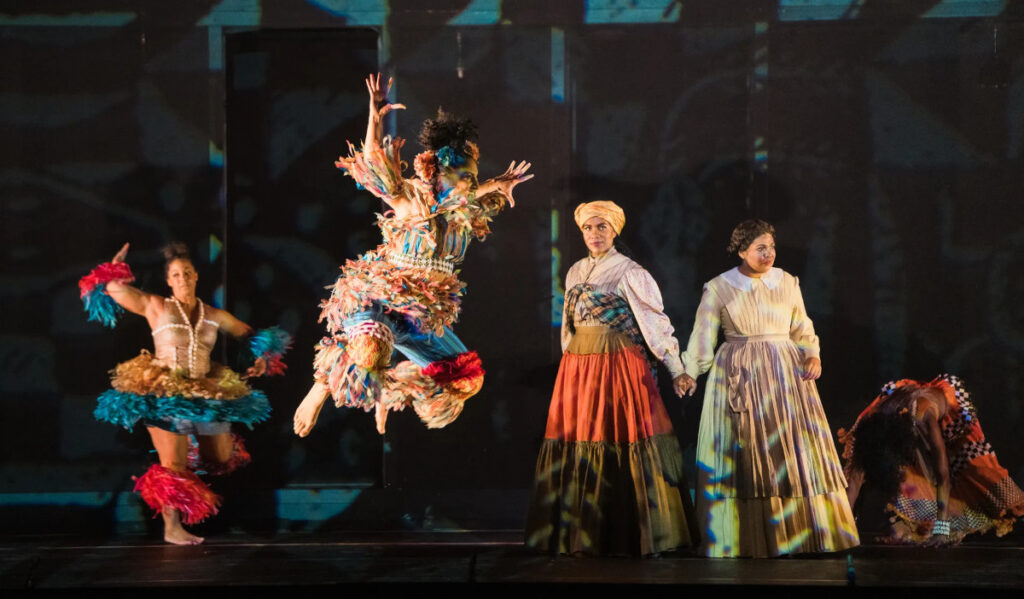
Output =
[{"x1": 2, "y1": 531, "x2": 1023, "y2": 592}]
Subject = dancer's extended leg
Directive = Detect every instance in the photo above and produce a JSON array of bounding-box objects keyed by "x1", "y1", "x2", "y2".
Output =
[
  {"x1": 299, "y1": 314, "x2": 396, "y2": 436},
  {"x1": 390, "y1": 324, "x2": 485, "y2": 429},
  {"x1": 146, "y1": 426, "x2": 205, "y2": 545},
  {"x1": 294, "y1": 381, "x2": 329, "y2": 437}
]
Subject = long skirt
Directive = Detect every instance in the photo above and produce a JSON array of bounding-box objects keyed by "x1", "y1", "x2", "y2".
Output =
[
  {"x1": 870, "y1": 376, "x2": 1024, "y2": 543},
  {"x1": 696, "y1": 337, "x2": 859, "y2": 557},
  {"x1": 525, "y1": 326, "x2": 697, "y2": 556}
]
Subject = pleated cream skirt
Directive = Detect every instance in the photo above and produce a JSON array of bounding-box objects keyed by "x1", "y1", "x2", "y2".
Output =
[{"x1": 695, "y1": 336, "x2": 859, "y2": 557}]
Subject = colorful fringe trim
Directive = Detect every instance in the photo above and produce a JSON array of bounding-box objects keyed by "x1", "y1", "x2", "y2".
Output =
[
  {"x1": 335, "y1": 137, "x2": 407, "y2": 200},
  {"x1": 133, "y1": 464, "x2": 221, "y2": 525},
  {"x1": 79, "y1": 261, "x2": 134, "y2": 328},
  {"x1": 187, "y1": 433, "x2": 252, "y2": 476},
  {"x1": 110, "y1": 351, "x2": 252, "y2": 400},
  {"x1": 248, "y1": 326, "x2": 293, "y2": 376},
  {"x1": 320, "y1": 248, "x2": 465, "y2": 338},
  {"x1": 385, "y1": 353, "x2": 485, "y2": 431},
  {"x1": 94, "y1": 388, "x2": 271, "y2": 431},
  {"x1": 422, "y1": 351, "x2": 484, "y2": 386}
]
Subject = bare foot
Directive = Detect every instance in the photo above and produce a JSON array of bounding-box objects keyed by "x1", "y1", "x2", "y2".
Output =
[
  {"x1": 164, "y1": 528, "x2": 205, "y2": 545},
  {"x1": 374, "y1": 401, "x2": 389, "y2": 435},
  {"x1": 162, "y1": 507, "x2": 204, "y2": 545},
  {"x1": 294, "y1": 382, "x2": 329, "y2": 437}
]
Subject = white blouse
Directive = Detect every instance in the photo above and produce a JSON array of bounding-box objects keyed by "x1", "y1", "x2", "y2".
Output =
[
  {"x1": 561, "y1": 248, "x2": 685, "y2": 378},
  {"x1": 679, "y1": 267, "x2": 821, "y2": 377}
]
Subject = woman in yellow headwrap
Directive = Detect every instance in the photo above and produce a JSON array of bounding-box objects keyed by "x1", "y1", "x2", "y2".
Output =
[{"x1": 525, "y1": 201, "x2": 697, "y2": 556}]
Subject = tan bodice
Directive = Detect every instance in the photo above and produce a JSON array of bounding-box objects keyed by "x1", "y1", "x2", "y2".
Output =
[{"x1": 151, "y1": 298, "x2": 218, "y2": 378}]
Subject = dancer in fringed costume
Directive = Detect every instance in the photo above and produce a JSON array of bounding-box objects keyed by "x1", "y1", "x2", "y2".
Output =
[
  {"x1": 678, "y1": 219, "x2": 859, "y2": 557},
  {"x1": 841, "y1": 375, "x2": 1024, "y2": 545},
  {"x1": 293, "y1": 73, "x2": 532, "y2": 436},
  {"x1": 81, "y1": 242, "x2": 291, "y2": 545},
  {"x1": 525, "y1": 201, "x2": 697, "y2": 556}
]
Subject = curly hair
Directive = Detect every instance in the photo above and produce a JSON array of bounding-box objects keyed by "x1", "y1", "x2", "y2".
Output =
[
  {"x1": 417, "y1": 108, "x2": 479, "y2": 156},
  {"x1": 850, "y1": 387, "x2": 920, "y2": 500},
  {"x1": 161, "y1": 241, "x2": 192, "y2": 275},
  {"x1": 727, "y1": 219, "x2": 775, "y2": 254}
]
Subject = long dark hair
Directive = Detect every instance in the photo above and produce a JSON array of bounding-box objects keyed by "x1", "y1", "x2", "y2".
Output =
[
  {"x1": 612, "y1": 236, "x2": 637, "y2": 261},
  {"x1": 850, "y1": 387, "x2": 920, "y2": 499}
]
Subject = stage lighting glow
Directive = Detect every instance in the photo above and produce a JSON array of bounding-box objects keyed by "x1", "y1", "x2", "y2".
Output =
[
  {"x1": 209, "y1": 234, "x2": 223, "y2": 262},
  {"x1": 447, "y1": 0, "x2": 501, "y2": 25},
  {"x1": 306, "y1": 0, "x2": 387, "y2": 25}
]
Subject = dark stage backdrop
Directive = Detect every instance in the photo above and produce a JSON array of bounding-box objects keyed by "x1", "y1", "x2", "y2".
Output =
[{"x1": 2, "y1": 2, "x2": 1023, "y2": 534}]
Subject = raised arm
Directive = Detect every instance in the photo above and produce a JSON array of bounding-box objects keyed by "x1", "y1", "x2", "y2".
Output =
[
  {"x1": 363, "y1": 73, "x2": 405, "y2": 151},
  {"x1": 80, "y1": 243, "x2": 162, "y2": 327},
  {"x1": 105, "y1": 244, "x2": 161, "y2": 316},
  {"x1": 335, "y1": 74, "x2": 410, "y2": 211}
]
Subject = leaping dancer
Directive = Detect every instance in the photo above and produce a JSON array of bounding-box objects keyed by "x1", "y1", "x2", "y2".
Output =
[{"x1": 293, "y1": 74, "x2": 532, "y2": 436}]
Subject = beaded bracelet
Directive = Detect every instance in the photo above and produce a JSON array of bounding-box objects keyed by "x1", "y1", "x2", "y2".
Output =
[{"x1": 932, "y1": 520, "x2": 950, "y2": 536}]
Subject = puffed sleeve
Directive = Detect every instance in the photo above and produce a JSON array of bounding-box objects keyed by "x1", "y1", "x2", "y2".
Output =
[
  {"x1": 619, "y1": 267, "x2": 684, "y2": 378},
  {"x1": 679, "y1": 283, "x2": 722, "y2": 377},
  {"x1": 789, "y1": 276, "x2": 820, "y2": 359},
  {"x1": 560, "y1": 261, "x2": 583, "y2": 353}
]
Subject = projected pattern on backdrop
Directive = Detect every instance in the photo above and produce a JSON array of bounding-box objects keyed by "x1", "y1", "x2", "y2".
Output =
[{"x1": 1, "y1": 2, "x2": 1022, "y2": 532}]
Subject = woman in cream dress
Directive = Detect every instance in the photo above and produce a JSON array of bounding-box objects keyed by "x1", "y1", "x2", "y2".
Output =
[{"x1": 678, "y1": 219, "x2": 859, "y2": 557}]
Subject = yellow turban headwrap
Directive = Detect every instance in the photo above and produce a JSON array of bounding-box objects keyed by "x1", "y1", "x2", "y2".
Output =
[{"x1": 573, "y1": 201, "x2": 625, "y2": 235}]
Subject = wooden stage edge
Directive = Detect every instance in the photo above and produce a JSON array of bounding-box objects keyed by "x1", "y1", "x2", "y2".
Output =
[{"x1": 1, "y1": 531, "x2": 1023, "y2": 591}]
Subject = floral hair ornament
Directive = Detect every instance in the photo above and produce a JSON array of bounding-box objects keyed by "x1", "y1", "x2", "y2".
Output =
[
  {"x1": 436, "y1": 146, "x2": 466, "y2": 168},
  {"x1": 414, "y1": 151, "x2": 437, "y2": 181}
]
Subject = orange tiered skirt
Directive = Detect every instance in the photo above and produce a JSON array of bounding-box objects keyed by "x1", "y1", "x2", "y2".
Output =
[{"x1": 525, "y1": 326, "x2": 697, "y2": 556}]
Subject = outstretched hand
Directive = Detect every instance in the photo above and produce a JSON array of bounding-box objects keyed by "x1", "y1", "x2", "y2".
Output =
[
  {"x1": 366, "y1": 73, "x2": 405, "y2": 121},
  {"x1": 243, "y1": 357, "x2": 267, "y2": 380},
  {"x1": 484, "y1": 161, "x2": 533, "y2": 207},
  {"x1": 112, "y1": 242, "x2": 130, "y2": 264}
]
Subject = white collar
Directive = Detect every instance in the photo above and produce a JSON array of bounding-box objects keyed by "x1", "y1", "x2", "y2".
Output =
[{"x1": 721, "y1": 266, "x2": 783, "y2": 291}]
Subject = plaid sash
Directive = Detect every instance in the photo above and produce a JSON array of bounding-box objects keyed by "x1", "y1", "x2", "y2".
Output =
[{"x1": 565, "y1": 283, "x2": 655, "y2": 375}]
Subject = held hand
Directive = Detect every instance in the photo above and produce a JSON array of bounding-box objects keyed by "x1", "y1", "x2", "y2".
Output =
[
  {"x1": 801, "y1": 357, "x2": 822, "y2": 381},
  {"x1": 243, "y1": 357, "x2": 267, "y2": 380},
  {"x1": 366, "y1": 73, "x2": 405, "y2": 120},
  {"x1": 671, "y1": 375, "x2": 688, "y2": 398},
  {"x1": 676, "y1": 374, "x2": 697, "y2": 397},
  {"x1": 485, "y1": 161, "x2": 533, "y2": 207},
  {"x1": 112, "y1": 242, "x2": 130, "y2": 264}
]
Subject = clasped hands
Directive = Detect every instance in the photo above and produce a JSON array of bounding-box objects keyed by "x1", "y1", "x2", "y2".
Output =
[{"x1": 673, "y1": 357, "x2": 821, "y2": 398}]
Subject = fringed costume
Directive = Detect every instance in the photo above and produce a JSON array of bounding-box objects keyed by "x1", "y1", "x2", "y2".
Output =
[
  {"x1": 525, "y1": 248, "x2": 697, "y2": 556},
  {"x1": 80, "y1": 262, "x2": 290, "y2": 523},
  {"x1": 315, "y1": 134, "x2": 509, "y2": 433},
  {"x1": 840, "y1": 375, "x2": 1024, "y2": 544},
  {"x1": 681, "y1": 267, "x2": 859, "y2": 557}
]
